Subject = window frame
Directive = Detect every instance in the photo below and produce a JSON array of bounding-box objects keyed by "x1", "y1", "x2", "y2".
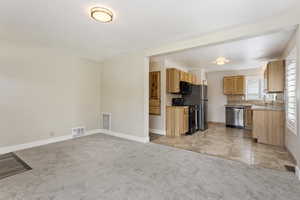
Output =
[
  {"x1": 285, "y1": 47, "x2": 298, "y2": 135},
  {"x1": 245, "y1": 76, "x2": 264, "y2": 101}
]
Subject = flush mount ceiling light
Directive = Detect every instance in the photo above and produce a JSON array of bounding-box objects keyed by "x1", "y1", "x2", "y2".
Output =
[
  {"x1": 213, "y1": 57, "x2": 230, "y2": 65},
  {"x1": 90, "y1": 7, "x2": 113, "y2": 23}
]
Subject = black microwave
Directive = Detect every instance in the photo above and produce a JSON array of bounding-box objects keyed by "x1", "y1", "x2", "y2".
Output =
[{"x1": 180, "y1": 81, "x2": 192, "y2": 95}]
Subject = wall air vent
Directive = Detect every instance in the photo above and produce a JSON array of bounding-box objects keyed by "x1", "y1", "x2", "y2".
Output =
[{"x1": 102, "y1": 112, "x2": 112, "y2": 130}]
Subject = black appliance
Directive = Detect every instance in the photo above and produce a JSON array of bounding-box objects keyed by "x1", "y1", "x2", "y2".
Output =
[
  {"x1": 187, "y1": 105, "x2": 199, "y2": 134},
  {"x1": 172, "y1": 98, "x2": 185, "y2": 106},
  {"x1": 183, "y1": 84, "x2": 208, "y2": 132},
  {"x1": 180, "y1": 81, "x2": 192, "y2": 95}
]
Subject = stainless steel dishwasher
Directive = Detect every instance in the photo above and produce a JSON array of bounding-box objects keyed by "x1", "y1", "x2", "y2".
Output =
[{"x1": 225, "y1": 106, "x2": 245, "y2": 128}]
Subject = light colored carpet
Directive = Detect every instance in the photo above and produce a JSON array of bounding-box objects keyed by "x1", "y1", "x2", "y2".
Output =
[{"x1": 0, "y1": 134, "x2": 299, "y2": 200}]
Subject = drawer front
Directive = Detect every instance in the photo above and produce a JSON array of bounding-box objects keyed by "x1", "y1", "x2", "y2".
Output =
[
  {"x1": 150, "y1": 106, "x2": 160, "y2": 115},
  {"x1": 150, "y1": 99, "x2": 160, "y2": 107}
]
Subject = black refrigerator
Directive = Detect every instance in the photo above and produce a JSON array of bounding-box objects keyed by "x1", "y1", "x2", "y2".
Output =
[{"x1": 183, "y1": 84, "x2": 208, "y2": 131}]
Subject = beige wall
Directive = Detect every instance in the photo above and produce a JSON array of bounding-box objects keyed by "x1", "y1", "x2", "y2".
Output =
[
  {"x1": 100, "y1": 52, "x2": 149, "y2": 139},
  {"x1": 0, "y1": 47, "x2": 101, "y2": 147},
  {"x1": 283, "y1": 29, "x2": 300, "y2": 165},
  {"x1": 207, "y1": 68, "x2": 263, "y2": 123}
]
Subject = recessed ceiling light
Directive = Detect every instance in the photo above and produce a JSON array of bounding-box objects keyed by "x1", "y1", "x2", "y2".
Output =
[
  {"x1": 90, "y1": 7, "x2": 113, "y2": 23},
  {"x1": 213, "y1": 57, "x2": 230, "y2": 65}
]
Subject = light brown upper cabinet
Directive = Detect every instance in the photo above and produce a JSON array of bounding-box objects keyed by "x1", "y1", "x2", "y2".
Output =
[
  {"x1": 192, "y1": 74, "x2": 197, "y2": 85},
  {"x1": 167, "y1": 68, "x2": 181, "y2": 93},
  {"x1": 187, "y1": 73, "x2": 193, "y2": 83},
  {"x1": 149, "y1": 71, "x2": 161, "y2": 115},
  {"x1": 180, "y1": 71, "x2": 188, "y2": 83},
  {"x1": 235, "y1": 76, "x2": 245, "y2": 94},
  {"x1": 167, "y1": 68, "x2": 199, "y2": 93},
  {"x1": 223, "y1": 76, "x2": 245, "y2": 95},
  {"x1": 265, "y1": 60, "x2": 285, "y2": 93}
]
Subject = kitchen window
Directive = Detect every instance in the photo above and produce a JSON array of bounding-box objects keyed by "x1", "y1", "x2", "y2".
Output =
[
  {"x1": 286, "y1": 47, "x2": 297, "y2": 135},
  {"x1": 246, "y1": 76, "x2": 264, "y2": 100}
]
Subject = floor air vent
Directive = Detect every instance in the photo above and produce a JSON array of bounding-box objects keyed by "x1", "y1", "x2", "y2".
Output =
[
  {"x1": 285, "y1": 165, "x2": 296, "y2": 173},
  {"x1": 0, "y1": 153, "x2": 32, "y2": 180},
  {"x1": 102, "y1": 112, "x2": 112, "y2": 130}
]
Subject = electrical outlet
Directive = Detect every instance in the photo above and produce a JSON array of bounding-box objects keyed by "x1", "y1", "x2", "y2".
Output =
[{"x1": 72, "y1": 127, "x2": 85, "y2": 138}]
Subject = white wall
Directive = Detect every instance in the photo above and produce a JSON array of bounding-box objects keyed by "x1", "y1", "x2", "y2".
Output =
[
  {"x1": 207, "y1": 68, "x2": 263, "y2": 123},
  {"x1": 283, "y1": 29, "x2": 300, "y2": 165},
  {"x1": 100, "y1": 51, "x2": 149, "y2": 139},
  {"x1": 0, "y1": 46, "x2": 101, "y2": 147}
]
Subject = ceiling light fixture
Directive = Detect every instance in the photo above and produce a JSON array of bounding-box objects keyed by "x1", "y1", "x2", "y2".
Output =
[
  {"x1": 213, "y1": 57, "x2": 230, "y2": 65},
  {"x1": 90, "y1": 7, "x2": 113, "y2": 23}
]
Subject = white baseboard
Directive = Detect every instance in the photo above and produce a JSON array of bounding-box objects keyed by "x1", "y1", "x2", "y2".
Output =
[
  {"x1": 0, "y1": 135, "x2": 72, "y2": 155},
  {"x1": 0, "y1": 129, "x2": 149, "y2": 155},
  {"x1": 98, "y1": 129, "x2": 150, "y2": 143},
  {"x1": 296, "y1": 166, "x2": 300, "y2": 181},
  {"x1": 149, "y1": 129, "x2": 166, "y2": 136}
]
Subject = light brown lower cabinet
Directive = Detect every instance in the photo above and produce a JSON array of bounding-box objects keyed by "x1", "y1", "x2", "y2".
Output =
[
  {"x1": 166, "y1": 106, "x2": 189, "y2": 137},
  {"x1": 244, "y1": 107, "x2": 253, "y2": 130},
  {"x1": 252, "y1": 110, "x2": 284, "y2": 146}
]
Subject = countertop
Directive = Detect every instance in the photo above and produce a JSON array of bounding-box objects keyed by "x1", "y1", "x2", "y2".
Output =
[
  {"x1": 251, "y1": 105, "x2": 284, "y2": 111},
  {"x1": 225, "y1": 104, "x2": 284, "y2": 111},
  {"x1": 225, "y1": 104, "x2": 252, "y2": 108}
]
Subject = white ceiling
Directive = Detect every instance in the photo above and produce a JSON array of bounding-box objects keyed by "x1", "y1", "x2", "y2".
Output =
[
  {"x1": 0, "y1": 0, "x2": 298, "y2": 61},
  {"x1": 152, "y1": 28, "x2": 296, "y2": 72}
]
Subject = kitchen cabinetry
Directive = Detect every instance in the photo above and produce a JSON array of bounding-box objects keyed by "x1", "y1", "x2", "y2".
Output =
[
  {"x1": 149, "y1": 71, "x2": 161, "y2": 115},
  {"x1": 167, "y1": 68, "x2": 200, "y2": 93},
  {"x1": 223, "y1": 76, "x2": 245, "y2": 95},
  {"x1": 252, "y1": 109, "x2": 284, "y2": 146},
  {"x1": 192, "y1": 74, "x2": 197, "y2": 85},
  {"x1": 244, "y1": 107, "x2": 253, "y2": 130},
  {"x1": 166, "y1": 106, "x2": 189, "y2": 137},
  {"x1": 180, "y1": 71, "x2": 188, "y2": 83},
  {"x1": 167, "y1": 68, "x2": 181, "y2": 93},
  {"x1": 264, "y1": 60, "x2": 285, "y2": 93}
]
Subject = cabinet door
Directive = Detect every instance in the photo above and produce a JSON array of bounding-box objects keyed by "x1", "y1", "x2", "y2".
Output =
[
  {"x1": 192, "y1": 74, "x2": 197, "y2": 85},
  {"x1": 183, "y1": 108, "x2": 189, "y2": 133},
  {"x1": 234, "y1": 76, "x2": 245, "y2": 95},
  {"x1": 245, "y1": 108, "x2": 253, "y2": 129},
  {"x1": 166, "y1": 107, "x2": 174, "y2": 137},
  {"x1": 253, "y1": 110, "x2": 266, "y2": 140},
  {"x1": 149, "y1": 99, "x2": 161, "y2": 115},
  {"x1": 180, "y1": 71, "x2": 185, "y2": 82},
  {"x1": 254, "y1": 110, "x2": 284, "y2": 146},
  {"x1": 149, "y1": 71, "x2": 161, "y2": 115},
  {"x1": 166, "y1": 107, "x2": 188, "y2": 137},
  {"x1": 167, "y1": 68, "x2": 180, "y2": 93},
  {"x1": 184, "y1": 72, "x2": 189, "y2": 82},
  {"x1": 187, "y1": 73, "x2": 193, "y2": 84},
  {"x1": 264, "y1": 68, "x2": 268, "y2": 92},
  {"x1": 149, "y1": 71, "x2": 160, "y2": 99},
  {"x1": 223, "y1": 77, "x2": 235, "y2": 94},
  {"x1": 267, "y1": 61, "x2": 285, "y2": 93},
  {"x1": 267, "y1": 111, "x2": 284, "y2": 146}
]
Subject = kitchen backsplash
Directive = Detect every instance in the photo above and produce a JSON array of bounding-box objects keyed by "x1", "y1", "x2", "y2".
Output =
[{"x1": 227, "y1": 94, "x2": 284, "y2": 106}]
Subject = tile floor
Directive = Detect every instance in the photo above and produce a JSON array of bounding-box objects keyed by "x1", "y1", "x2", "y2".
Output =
[{"x1": 150, "y1": 123, "x2": 296, "y2": 171}]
